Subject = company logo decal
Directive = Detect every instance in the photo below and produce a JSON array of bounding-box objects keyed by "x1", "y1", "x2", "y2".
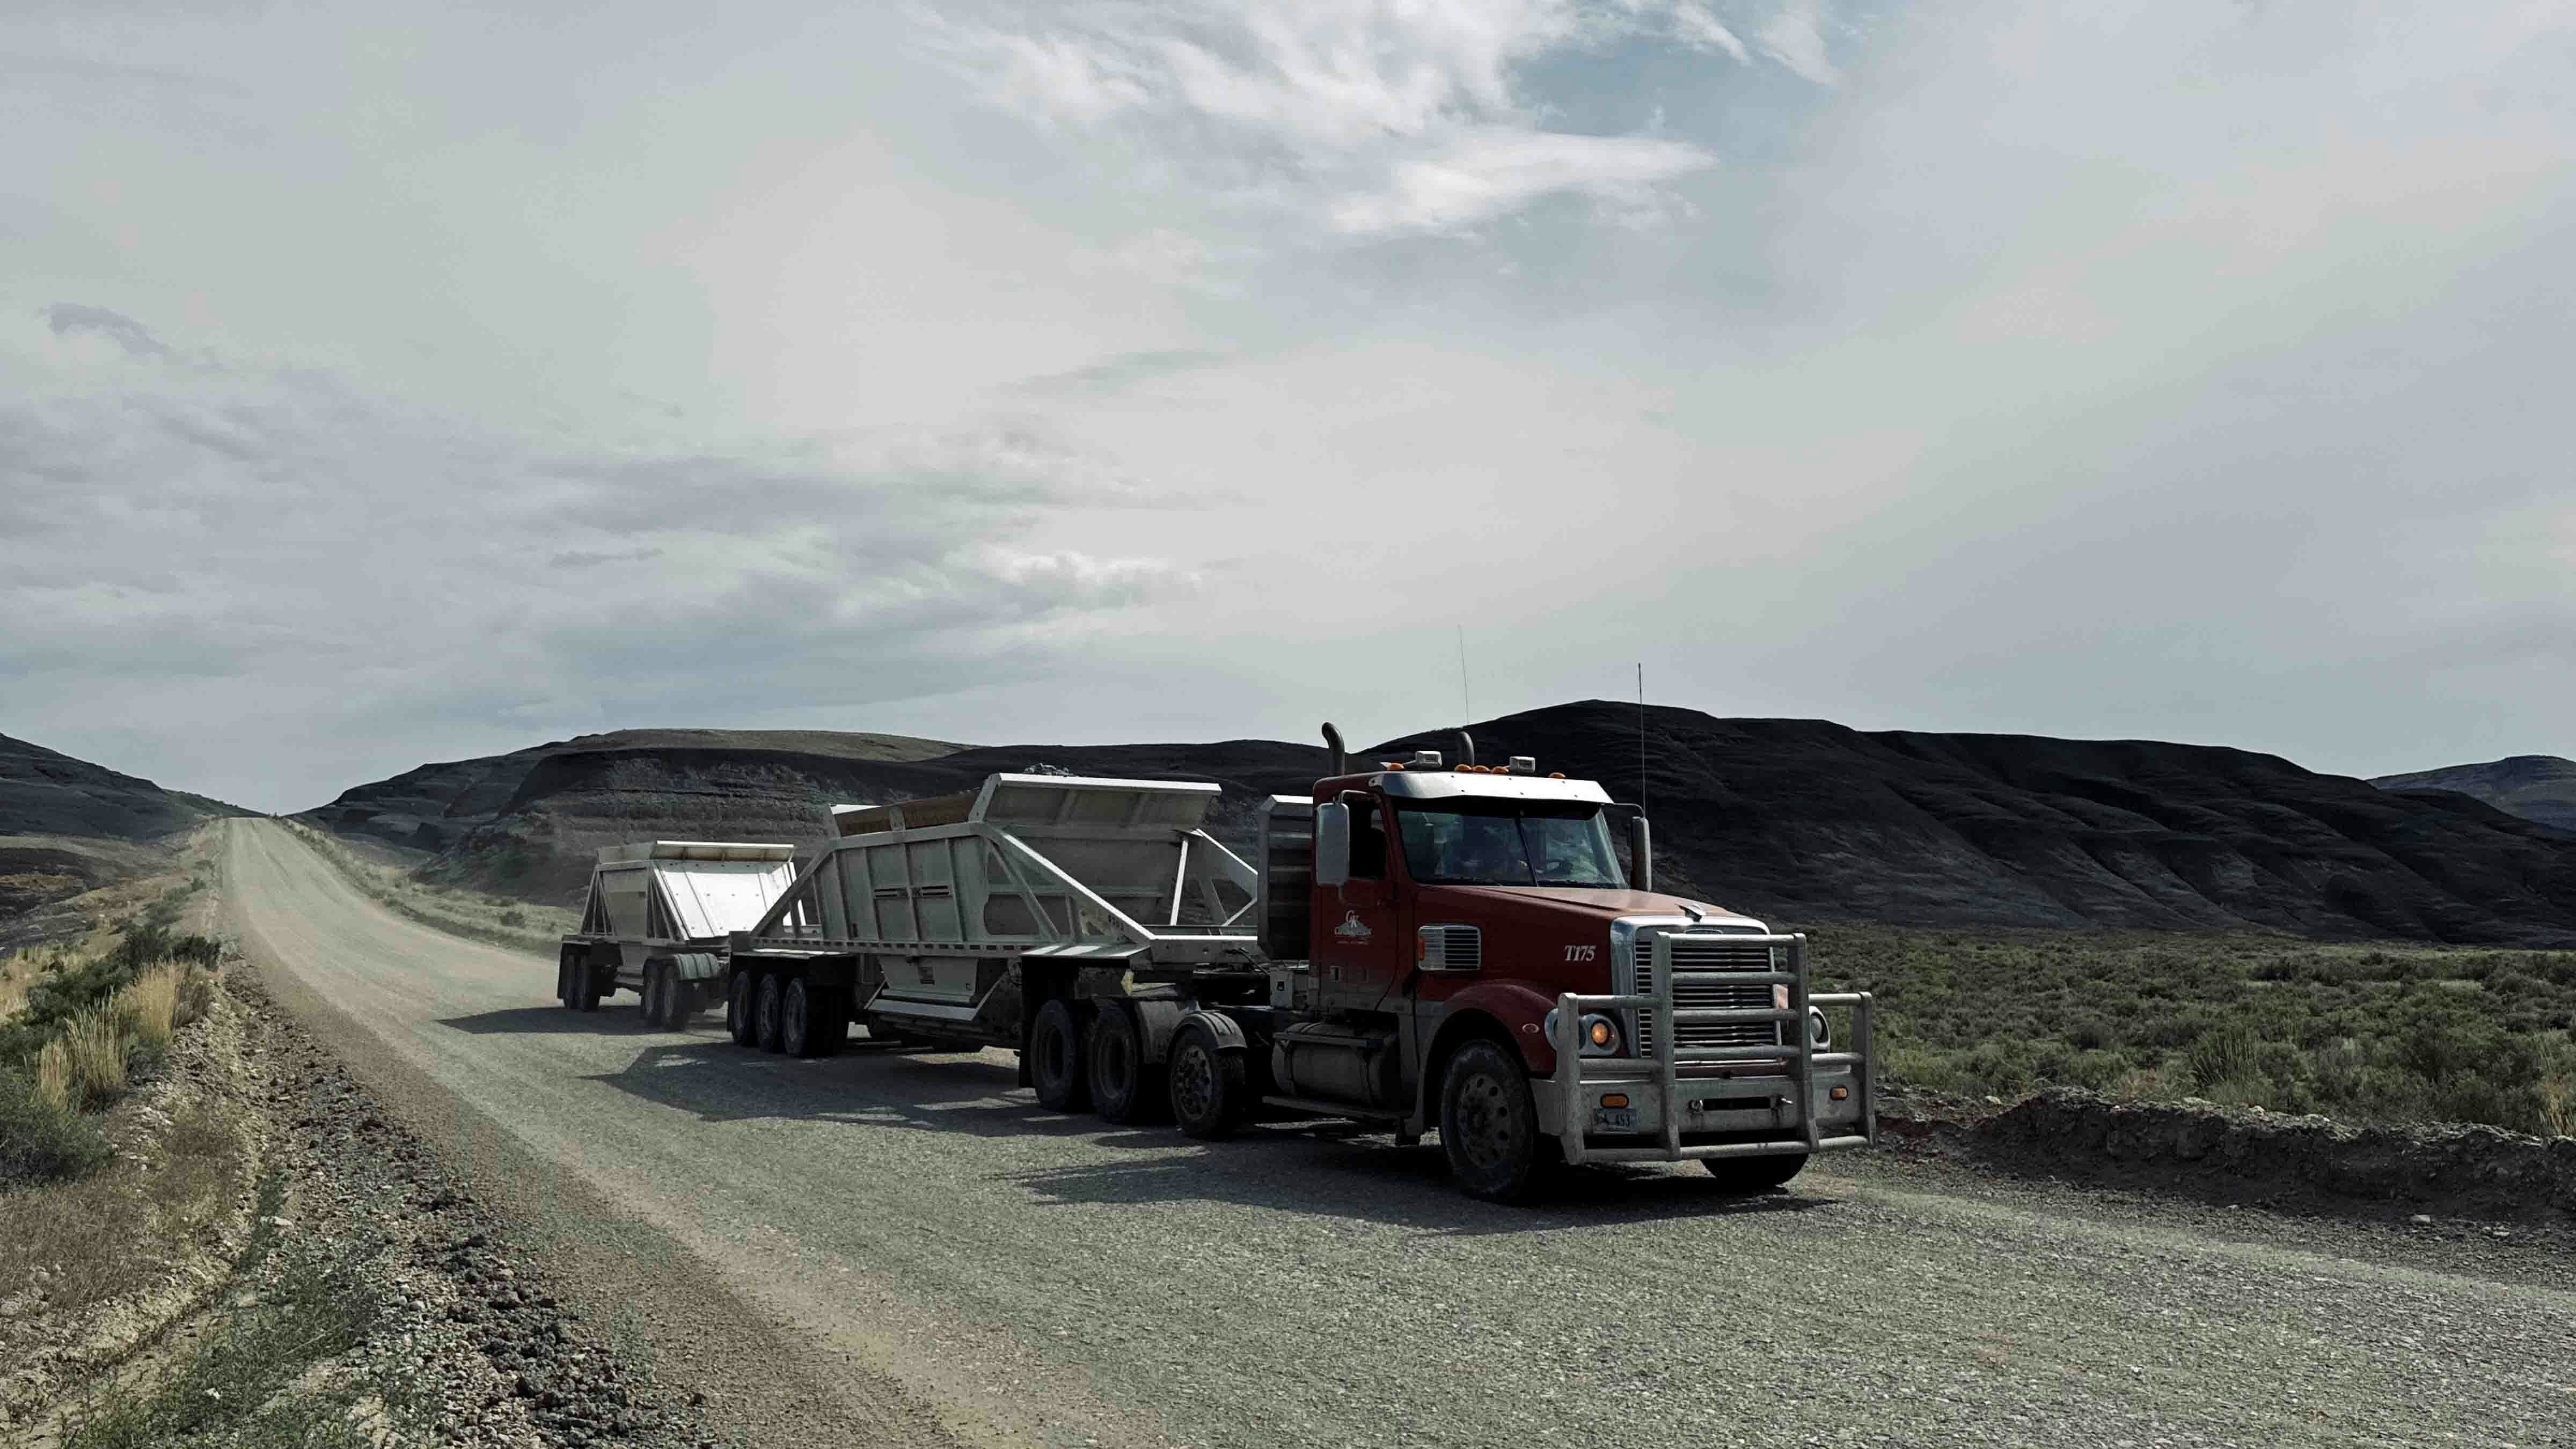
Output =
[{"x1": 1334, "y1": 910, "x2": 1373, "y2": 942}]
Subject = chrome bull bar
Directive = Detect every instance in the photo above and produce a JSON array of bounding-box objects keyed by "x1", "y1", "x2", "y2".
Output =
[{"x1": 1546, "y1": 931, "x2": 1876, "y2": 1166}]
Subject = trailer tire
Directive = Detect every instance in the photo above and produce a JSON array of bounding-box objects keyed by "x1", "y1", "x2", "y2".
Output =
[
  {"x1": 555, "y1": 952, "x2": 572, "y2": 1007},
  {"x1": 1087, "y1": 1002, "x2": 1168, "y2": 1125},
  {"x1": 782, "y1": 977, "x2": 836, "y2": 1059},
  {"x1": 1028, "y1": 998, "x2": 1091, "y2": 1113},
  {"x1": 570, "y1": 958, "x2": 603, "y2": 1013},
  {"x1": 753, "y1": 972, "x2": 787, "y2": 1054},
  {"x1": 667, "y1": 978, "x2": 700, "y2": 1032},
  {"x1": 726, "y1": 971, "x2": 755, "y2": 1046},
  {"x1": 640, "y1": 962, "x2": 670, "y2": 1029},
  {"x1": 1701, "y1": 1152, "x2": 1808, "y2": 1192},
  {"x1": 1167, "y1": 1022, "x2": 1246, "y2": 1140},
  {"x1": 1439, "y1": 1040, "x2": 1558, "y2": 1204}
]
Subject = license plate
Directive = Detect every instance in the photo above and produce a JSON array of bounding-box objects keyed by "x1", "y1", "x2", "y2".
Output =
[{"x1": 1591, "y1": 1106, "x2": 1637, "y2": 1131}]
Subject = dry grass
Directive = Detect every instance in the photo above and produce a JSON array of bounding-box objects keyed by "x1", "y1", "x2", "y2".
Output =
[
  {"x1": 60, "y1": 1011, "x2": 129, "y2": 1107},
  {"x1": 0, "y1": 1100, "x2": 251, "y2": 1322},
  {"x1": 119, "y1": 965, "x2": 180, "y2": 1051},
  {"x1": 2545, "y1": 1075, "x2": 2575, "y2": 1140}
]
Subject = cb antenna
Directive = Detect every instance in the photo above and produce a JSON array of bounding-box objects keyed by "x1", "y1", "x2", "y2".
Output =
[
  {"x1": 1458, "y1": 625, "x2": 1472, "y2": 723},
  {"x1": 1636, "y1": 662, "x2": 1646, "y2": 814}
]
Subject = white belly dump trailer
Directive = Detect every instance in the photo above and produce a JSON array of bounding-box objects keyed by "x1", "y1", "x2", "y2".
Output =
[{"x1": 556, "y1": 841, "x2": 799, "y2": 1029}]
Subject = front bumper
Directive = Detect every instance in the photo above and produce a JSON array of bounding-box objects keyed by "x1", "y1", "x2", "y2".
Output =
[{"x1": 1540, "y1": 932, "x2": 1876, "y2": 1166}]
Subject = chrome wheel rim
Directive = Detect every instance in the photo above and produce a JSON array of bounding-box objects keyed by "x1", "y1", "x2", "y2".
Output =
[{"x1": 1171, "y1": 1044, "x2": 1212, "y2": 1120}]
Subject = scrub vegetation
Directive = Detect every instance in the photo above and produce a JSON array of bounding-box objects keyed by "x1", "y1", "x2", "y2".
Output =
[
  {"x1": 282, "y1": 819, "x2": 574, "y2": 953},
  {"x1": 1811, "y1": 925, "x2": 2576, "y2": 1137},
  {"x1": 0, "y1": 895, "x2": 223, "y2": 1188}
]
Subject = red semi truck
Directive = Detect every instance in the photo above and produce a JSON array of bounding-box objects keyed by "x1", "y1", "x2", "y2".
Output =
[{"x1": 558, "y1": 726, "x2": 1876, "y2": 1201}]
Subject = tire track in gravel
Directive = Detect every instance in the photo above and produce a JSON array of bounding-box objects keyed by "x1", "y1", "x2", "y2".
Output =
[{"x1": 222, "y1": 818, "x2": 2576, "y2": 1448}]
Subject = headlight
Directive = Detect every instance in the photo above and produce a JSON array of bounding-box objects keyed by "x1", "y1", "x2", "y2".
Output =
[
  {"x1": 1543, "y1": 1009, "x2": 1626, "y2": 1057},
  {"x1": 1809, "y1": 1006, "x2": 1829, "y2": 1049}
]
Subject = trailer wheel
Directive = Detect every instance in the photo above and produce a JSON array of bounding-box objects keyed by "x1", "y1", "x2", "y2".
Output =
[
  {"x1": 1087, "y1": 1003, "x2": 1168, "y2": 1125},
  {"x1": 555, "y1": 950, "x2": 573, "y2": 1007},
  {"x1": 570, "y1": 957, "x2": 604, "y2": 1013},
  {"x1": 667, "y1": 977, "x2": 700, "y2": 1033},
  {"x1": 640, "y1": 963, "x2": 670, "y2": 1029},
  {"x1": 1028, "y1": 998, "x2": 1091, "y2": 1113},
  {"x1": 726, "y1": 971, "x2": 755, "y2": 1046},
  {"x1": 1167, "y1": 1022, "x2": 1246, "y2": 1140},
  {"x1": 1439, "y1": 1040, "x2": 1557, "y2": 1204},
  {"x1": 753, "y1": 972, "x2": 787, "y2": 1053},
  {"x1": 1702, "y1": 1152, "x2": 1808, "y2": 1192},
  {"x1": 782, "y1": 977, "x2": 837, "y2": 1059}
]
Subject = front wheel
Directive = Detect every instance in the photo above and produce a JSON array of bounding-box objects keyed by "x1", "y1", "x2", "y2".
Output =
[
  {"x1": 1439, "y1": 1040, "x2": 1558, "y2": 1203},
  {"x1": 1702, "y1": 1152, "x2": 1809, "y2": 1193},
  {"x1": 1167, "y1": 1022, "x2": 1247, "y2": 1140}
]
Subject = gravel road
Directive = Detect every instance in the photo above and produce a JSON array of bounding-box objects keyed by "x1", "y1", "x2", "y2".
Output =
[{"x1": 220, "y1": 819, "x2": 2576, "y2": 1448}]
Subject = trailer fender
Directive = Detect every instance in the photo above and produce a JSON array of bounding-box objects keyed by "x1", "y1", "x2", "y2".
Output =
[
  {"x1": 1174, "y1": 1008, "x2": 1250, "y2": 1053},
  {"x1": 670, "y1": 952, "x2": 724, "y2": 982},
  {"x1": 1131, "y1": 998, "x2": 1189, "y2": 1066}
]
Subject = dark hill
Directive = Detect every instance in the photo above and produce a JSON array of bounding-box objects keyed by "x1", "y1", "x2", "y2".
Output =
[
  {"x1": 2373, "y1": 756, "x2": 2576, "y2": 835},
  {"x1": 379, "y1": 737, "x2": 1329, "y2": 905},
  {"x1": 0, "y1": 731, "x2": 253, "y2": 937},
  {"x1": 312, "y1": 705, "x2": 2576, "y2": 945},
  {"x1": 1376, "y1": 705, "x2": 2576, "y2": 944},
  {"x1": 301, "y1": 728, "x2": 964, "y2": 855},
  {"x1": 0, "y1": 731, "x2": 247, "y2": 841}
]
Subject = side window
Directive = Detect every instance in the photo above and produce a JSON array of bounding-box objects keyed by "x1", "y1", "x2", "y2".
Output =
[{"x1": 1350, "y1": 802, "x2": 1388, "y2": 879}]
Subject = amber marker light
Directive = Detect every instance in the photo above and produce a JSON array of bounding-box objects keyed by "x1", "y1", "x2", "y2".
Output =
[{"x1": 1600, "y1": 1093, "x2": 1630, "y2": 1109}]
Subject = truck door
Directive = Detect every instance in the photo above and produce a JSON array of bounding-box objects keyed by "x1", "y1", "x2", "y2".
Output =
[{"x1": 1316, "y1": 795, "x2": 1404, "y2": 1011}]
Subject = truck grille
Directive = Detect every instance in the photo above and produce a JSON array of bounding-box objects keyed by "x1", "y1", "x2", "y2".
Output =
[{"x1": 1631, "y1": 936, "x2": 1780, "y2": 1056}]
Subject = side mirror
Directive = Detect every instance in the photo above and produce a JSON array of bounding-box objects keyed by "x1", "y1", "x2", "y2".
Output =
[
  {"x1": 1627, "y1": 814, "x2": 1653, "y2": 892},
  {"x1": 1315, "y1": 801, "x2": 1351, "y2": 888}
]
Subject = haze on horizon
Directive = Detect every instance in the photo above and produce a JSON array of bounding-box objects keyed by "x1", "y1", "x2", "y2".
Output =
[{"x1": 3, "y1": 2, "x2": 2570, "y2": 815}]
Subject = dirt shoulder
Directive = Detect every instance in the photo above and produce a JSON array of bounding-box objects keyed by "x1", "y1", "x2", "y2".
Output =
[
  {"x1": 245, "y1": 925, "x2": 965, "y2": 1449},
  {"x1": 4, "y1": 951, "x2": 734, "y2": 1449}
]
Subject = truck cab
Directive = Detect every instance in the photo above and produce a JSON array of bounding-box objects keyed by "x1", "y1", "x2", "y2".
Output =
[{"x1": 1247, "y1": 746, "x2": 1874, "y2": 1201}]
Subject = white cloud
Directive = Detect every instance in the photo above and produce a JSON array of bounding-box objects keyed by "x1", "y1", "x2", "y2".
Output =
[
  {"x1": 1754, "y1": 0, "x2": 1836, "y2": 84},
  {"x1": 0, "y1": 312, "x2": 1197, "y2": 809},
  {"x1": 943, "y1": 2, "x2": 1803, "y2": 240},
  {"x1": 1327, "y1": 128, "x2": 1712, "y2": 235}
]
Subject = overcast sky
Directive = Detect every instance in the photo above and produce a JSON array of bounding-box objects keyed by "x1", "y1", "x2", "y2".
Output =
[{"x1": 3, "y1": 2, "x2": 2570, "y2": 813}]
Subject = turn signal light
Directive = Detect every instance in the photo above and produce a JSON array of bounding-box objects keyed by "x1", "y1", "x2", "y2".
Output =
[
  {"x1": 1829, "y1": 1086, "x2": 1849, "y2": 1101},
  {"x1": 1600, "y1": 1093, "x2": 1630, "y2": 1109}
]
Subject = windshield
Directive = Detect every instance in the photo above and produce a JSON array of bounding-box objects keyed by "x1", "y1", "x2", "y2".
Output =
[{"x1": 1394, "y1": 802, "x2": 1627, "y2": 888}]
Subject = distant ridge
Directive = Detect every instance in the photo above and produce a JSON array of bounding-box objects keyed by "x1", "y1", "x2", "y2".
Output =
[
  {"x1": 0, "y1": 731, "x2": 252, "y2": 841},
  {"x1": 2373, "y1": 755, "x2": 2576, "y2": 835},
  {"x1": 0, "y1": 731, "x2": 255, "y2": 935},
  {"x1": 303, "y1": 705, "x2": 2576, "y2": 946}
]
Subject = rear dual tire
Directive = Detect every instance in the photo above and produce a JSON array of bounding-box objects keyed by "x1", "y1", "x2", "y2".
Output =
[
  {"x1": 780, "y1": 977, "x2": 844, "y2": 1059},
  {"x1": 1028, "y1": 998, "x2": 1090, "y2": 1113},
  {"x1": 1087, "y1": 1004, "x2": 1167, "y2": 1125},
  {"x1": 726, "y1": 971, "x2": 756, "y2": 1046}
]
